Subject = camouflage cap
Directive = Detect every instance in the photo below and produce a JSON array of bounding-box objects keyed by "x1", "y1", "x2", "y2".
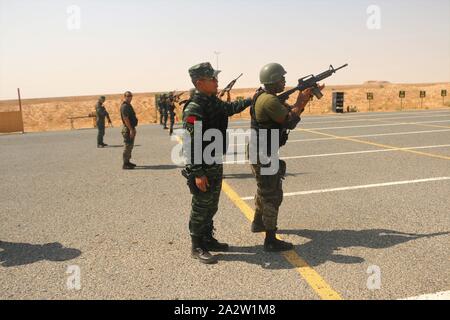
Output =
[
  {"x1": 189, "y1": 62, "x2": 221, "y2": 82},
  {"x1": 99, "y1": 96, "x2": 106, "y2": 100}
]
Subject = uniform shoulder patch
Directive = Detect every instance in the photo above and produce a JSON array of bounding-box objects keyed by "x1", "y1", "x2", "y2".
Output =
[{"x1": 186, "y1": 116, "x2": 197, "y2": 124}]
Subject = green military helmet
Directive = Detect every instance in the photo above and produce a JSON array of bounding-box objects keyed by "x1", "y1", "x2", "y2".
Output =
[
  {"x1": 99, "y1": 95, "x2": 106, "y2": 101},
  {"x1": 259, "y1": 63, "x2": 287, "y2": 85}
]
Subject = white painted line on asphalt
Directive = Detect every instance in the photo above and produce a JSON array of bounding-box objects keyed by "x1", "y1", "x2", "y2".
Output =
[
  {"x1": 294, "y1": 120, "x2": 450, "y2": 131},
  {"x1": 227, "y1": 120, "x2": 450, "y2": 135},
  {"x1": 224, "y1": 144, "x2": 450, "y2": 164},
  {"x1": 240, "y1": 177, "x2": 450, "y2": 200},
  {"x1": 227, "y1": 109, "x2": 450, "y2": 125},
  {"x1": 228, "y1": 129, "x2": 450, "y2": 146},
  {"x1": 299, "y1": 113, "x2": 450, "y2": 125},
  {"x1": 227, "y1": 112, "x2": 450, "y2": 128},
  {"x1": 280, "y1": 144, "x2": 450, "y2": 160},
  {"x1": 400, "y1": 290, "x2": 450, "y2": 300}
]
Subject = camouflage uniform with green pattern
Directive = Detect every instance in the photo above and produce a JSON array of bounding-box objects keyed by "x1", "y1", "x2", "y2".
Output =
[{"x1": 182, "y1": 63, "x2": 252, "y2": 263}]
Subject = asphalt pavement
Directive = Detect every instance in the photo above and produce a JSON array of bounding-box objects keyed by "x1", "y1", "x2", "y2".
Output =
[{"x1": 1, "y1": 108, "x2": 449, "y2": 300}]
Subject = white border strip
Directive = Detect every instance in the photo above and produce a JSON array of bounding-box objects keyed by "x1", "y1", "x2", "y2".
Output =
[{"x1": 400, "y1": 290, "x2": 450, "y2": 300}]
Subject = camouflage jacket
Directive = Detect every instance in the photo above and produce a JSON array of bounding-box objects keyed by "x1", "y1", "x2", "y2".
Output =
[
  {"x1": 182, "y1": 91, "x2": 252, "y2": 177},
  {"x1": 95, "y1": 102, "x2": 110, "y2": 123}
]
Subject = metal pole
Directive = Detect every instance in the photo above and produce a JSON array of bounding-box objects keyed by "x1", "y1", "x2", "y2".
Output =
[{"x1": 17, "y1": 88, "x2": 24, "y2": 134}]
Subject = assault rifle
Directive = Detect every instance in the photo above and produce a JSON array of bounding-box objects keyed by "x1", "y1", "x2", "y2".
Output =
[
  {"x1": 218, "y1": 73, "x2": 243, "y2": 98},
  {"x1": 278, "y1": 64, "x2": 348, "y2": 102}
]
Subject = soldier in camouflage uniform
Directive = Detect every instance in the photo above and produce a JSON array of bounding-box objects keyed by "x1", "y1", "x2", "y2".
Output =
[
  {"x1": 167, "y1": 92, "x2": 180, "y2": 136},
  {"x1": 157, "y1": 95, "x2": 164, "y2": 125},
  {"x1": 182, "y1": 62, "x2": 252, "y2": 264},
  {"x1": 95, "y1": 96, "x2": 112, "y2": 148},
  {"x1": 120, "y1": 91, "x2": 139, "y2": 170},
  {"x1": 249, "y1": 63, "x2": 322, "y2": 252},
  {"x1": 161, "y1": 94, "x2": 169, "y2": 130}
]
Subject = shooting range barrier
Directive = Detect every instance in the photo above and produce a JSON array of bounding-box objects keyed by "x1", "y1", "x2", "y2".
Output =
[
  {"x1": 0, "y1": 88, "x2": 25, "y2": 134},
  {"x1": 0, "y1": 111, "x2": 24, "y2": 133}
]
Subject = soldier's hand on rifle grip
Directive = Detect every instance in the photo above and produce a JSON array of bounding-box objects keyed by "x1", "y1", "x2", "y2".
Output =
[{"x1": 195, "y1": 176, "x2": 210, "y2": 192}]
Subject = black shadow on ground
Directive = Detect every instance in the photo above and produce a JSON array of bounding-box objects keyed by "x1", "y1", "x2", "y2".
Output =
[
  {"x1": 218, "y1": 229, "x2": 449, "y2": 269},
  {"x1": 223, "y1": 172, "x2": 309, "y2": 180},
  {"x1": 134, "y1": 164, "x2": 183, "y2": 170},
  {"x1": 0, "y1": 241, "x2": 81, "y2": 267}
]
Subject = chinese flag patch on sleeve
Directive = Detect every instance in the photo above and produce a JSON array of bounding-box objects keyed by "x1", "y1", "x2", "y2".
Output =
[{"x1": 186, "y1": 116, "x2": 197, "y2": 124}]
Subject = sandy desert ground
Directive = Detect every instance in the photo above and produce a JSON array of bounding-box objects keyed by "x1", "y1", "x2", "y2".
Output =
[{"x1": 0, "y1": 82, "x2": 449, "y2": 132}]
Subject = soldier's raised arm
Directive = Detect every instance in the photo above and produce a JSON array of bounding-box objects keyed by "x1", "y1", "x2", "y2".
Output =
[{"x1": 217, "y1": 96, "x2": 252, "y2": 117}]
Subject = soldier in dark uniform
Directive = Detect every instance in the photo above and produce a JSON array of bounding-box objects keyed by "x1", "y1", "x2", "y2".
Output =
[
  {"x1": 95, "y1": 96, "x2": 112, "y2": 148},
  {"x1": 161, "y1": 94, "x2": 169, "y2": 130},
  {"x1": 182, "y1": 62, "x2": 252, "y2": 264},
  {"x1": 120, "y1": 91, "x2": 138, "y2": 170},
  {"x1": 249, "y1": 63, "x2": 323, "y2": 251},
  {"x1": 167, "y1": 93, "x2": 176, "y2": 136},
  {"x1": 157, "y1": 94, "x2": 164, "y2": 125}
]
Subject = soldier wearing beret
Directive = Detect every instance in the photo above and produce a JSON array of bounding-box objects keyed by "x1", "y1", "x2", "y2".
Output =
[{"x1": 182, "y1": 62, "x2": 252, "y2": 264}]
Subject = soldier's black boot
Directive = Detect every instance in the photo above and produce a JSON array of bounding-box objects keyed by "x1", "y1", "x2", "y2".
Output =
[
  {"x1": 264, "y1": 229, "x2": 293, "y2": 252},
  {"x1": 191, "y1": 236, "x2": 218, "y2": 264},
  {"x1": 251, "y1": 214, "x2": 265, "y2": 233},
  {"x1": 203, "y1": 230, "x2": 229, "y2": 252},
  {"x1": 127, "y1": 161, "x2": 137, "y2": 167},
  {"x1": 122, "y1": 163, "x2": 135, "y2": 170}
]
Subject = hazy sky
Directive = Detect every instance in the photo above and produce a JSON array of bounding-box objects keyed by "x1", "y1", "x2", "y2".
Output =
[{"x1": 1, "y1": 0, "x2": 449, "y2": 99}]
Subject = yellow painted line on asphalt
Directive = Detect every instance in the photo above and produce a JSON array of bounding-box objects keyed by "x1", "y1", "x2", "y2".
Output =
[
  {"x1": 221, "y1": 181, "x2": 343, "y2": 300},
  {"x1": 176, "y1": 134, "x2": 342, "y2": 299},
  {"x1": 300, "y1": 129, "x2": 450, "y2": 161}
]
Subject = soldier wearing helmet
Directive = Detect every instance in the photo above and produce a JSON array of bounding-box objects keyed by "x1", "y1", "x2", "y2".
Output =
[{"x1": 249, "y1": 63, "x2": 324, "y2": 252}]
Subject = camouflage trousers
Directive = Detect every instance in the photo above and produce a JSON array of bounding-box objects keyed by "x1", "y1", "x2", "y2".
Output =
[
  {"x1": 97, "y1": 122, "x2": 105, "y2": 145},
  {"x1": 189, "y1": 165, "x2": 223, "y2": 237},
  {"x1": 121, "y1": 126, "x2": 135, "y2": 163},
  {"x1": 159, "y1": 108, "x2": 164, "y2": 124},
  {"x1": 251, "y1": 160, "x2": 286, "y2": 230},
  {"x1": 168, "y1": 111, "x2": 175, "y2": 133}
]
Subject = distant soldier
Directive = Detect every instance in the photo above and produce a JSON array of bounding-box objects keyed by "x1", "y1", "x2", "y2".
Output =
[
  {"x1": 157, "y1": 95, "x2": 164, "y2": 125},
  {"x1": 120, "y1": 91, "x2": 139, "y2": 170},
  {"x1": 182, "y1": 62, "x2": 252, "y2": 264},
  {"x1": 95, "y1": 96, "x2": 112, "y2": 148},
  {"x1": 249, "y1": 63, "x2": 323, "y2": 251},
  {"x1": 167, "y1": 93, "x2": 176, "y2": 136},
  {"x1": 161, "y1": 94, "x2": 169, "y2": 130}
]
